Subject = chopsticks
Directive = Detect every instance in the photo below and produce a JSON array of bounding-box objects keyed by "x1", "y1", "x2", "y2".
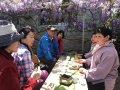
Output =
[{"x1": 69, "y1": 67, "x2": 80, "y2": 78}]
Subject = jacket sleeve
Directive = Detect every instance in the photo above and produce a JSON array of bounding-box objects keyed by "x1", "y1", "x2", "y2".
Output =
[
  {"x1": 84, "y1": 52, "x2": 92, "y2": 58},
  {"x1": 60, "y1": 39, "x2": 64, "y2": 54},
  {"x1": 53, "y1": 37, "x2": 59, "y2": 56},
  {"x1": 21, "y1": 78, "x2": 36, "y2": 90}
]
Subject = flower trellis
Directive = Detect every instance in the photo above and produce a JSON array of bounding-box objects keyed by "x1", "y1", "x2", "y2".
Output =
[
  {"x1": 0, "y1": 0, "x2": 119, "y2": 53},
  {"x1": 0, "y1": 0, "x2": 119, "y2": 30}
]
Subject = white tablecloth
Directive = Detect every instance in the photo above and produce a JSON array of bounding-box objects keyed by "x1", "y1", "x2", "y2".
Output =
[{"x1": 40, "y1": 55, "x2": 88, "y2": 90}]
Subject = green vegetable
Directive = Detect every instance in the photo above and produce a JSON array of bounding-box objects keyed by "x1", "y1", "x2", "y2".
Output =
[{"x1": 54, "y1": 85, "x2": 67, "y2": 90}]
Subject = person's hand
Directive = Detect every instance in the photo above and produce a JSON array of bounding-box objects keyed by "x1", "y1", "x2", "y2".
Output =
[
  {"x1": 80, "y1": 59, "x2": 86, "y2": 63},
  {"x1": 74, "y1": 60, "x2": 80, "y2": 63},
  {"x1": 34, "y1": 65, "x2": 40, "y2": 71},
  {"x1": 79, "y1": 68, "x2": 87, "y2": 74},
  {"x1": 31, "y1": 66, "x2": 41, "y2": 80},
  {"x1": 74, "y1": 54, "x2": 82, "y2": 59},
  {"x1": 79, "y1": 59, "x2": 86, "y2": 64},
  {"x1": 74, "y1": 59, "x2": 86, "y2": 64}
]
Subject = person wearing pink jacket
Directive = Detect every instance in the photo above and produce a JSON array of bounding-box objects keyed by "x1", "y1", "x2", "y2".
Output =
[{"x1": 79, "y1": 27, "x2": 119, "y2": 90}]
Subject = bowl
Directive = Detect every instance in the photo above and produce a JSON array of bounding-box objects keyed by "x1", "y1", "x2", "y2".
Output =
[{"x1": 59, "y1": 74, "x2": 73, "y2": 86}]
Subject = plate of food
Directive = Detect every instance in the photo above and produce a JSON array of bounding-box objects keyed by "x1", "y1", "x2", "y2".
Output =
[
  {"x1": 59, "y1": 74, "x2": 73, "y2": 86},
  {"x1": 69, "y1": 65, "x2": 79, "y2": 70},
  {"x1": 69, "y1": 63, "x2": 81, "y2": 70}
]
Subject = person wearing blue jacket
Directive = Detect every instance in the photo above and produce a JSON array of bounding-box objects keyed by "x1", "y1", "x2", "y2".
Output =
[{"x1": 37, "y1": 25, "x2": 59, "y2": 73}]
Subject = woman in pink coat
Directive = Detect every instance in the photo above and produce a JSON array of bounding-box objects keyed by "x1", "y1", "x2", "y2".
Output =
[{"x1": 79, "y1": 27, "x2": 119, "y2": 90}]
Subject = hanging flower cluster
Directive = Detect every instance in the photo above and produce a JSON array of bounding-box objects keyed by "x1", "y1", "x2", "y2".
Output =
[
  {"x1": 0, "y1": 0, "x2": 119, "y2": 15},
  {"x1": 0, "y1": 0, "x2": 63, "y2": 15},
  {"x1": 0, "y1": 0, "x2": 119, "y2": 30}
]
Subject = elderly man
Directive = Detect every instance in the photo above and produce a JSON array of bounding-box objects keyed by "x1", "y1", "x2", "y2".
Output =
[{"x1": 37, "y1": 25, "x2": 59, "y2": 73}]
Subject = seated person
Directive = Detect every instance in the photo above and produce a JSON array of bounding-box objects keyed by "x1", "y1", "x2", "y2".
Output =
[
  {"x1": 0, "y1": 20, "x2": 41, "y2": 90},
  {"x1": 0, "y1": 20, "x2": 24, "y2": 90},
  {"x1": 12, "y1": 26, "x2": 48, "y2": 89},
  {"x1": 37, "y1": 25, "x2": 59, "y2": 73},
  {"x1": 55, "y1": 30, "x2": 64, "y2": 55}
]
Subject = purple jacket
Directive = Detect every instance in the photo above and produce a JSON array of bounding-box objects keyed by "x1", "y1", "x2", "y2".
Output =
[{"x1": 86, "y1": 41, "x2": 119, "y2": 85}]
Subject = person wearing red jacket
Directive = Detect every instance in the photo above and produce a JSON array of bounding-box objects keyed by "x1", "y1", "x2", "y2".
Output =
[{"x1": 55, "y1": 30, "x2": 64, "y2": 55}]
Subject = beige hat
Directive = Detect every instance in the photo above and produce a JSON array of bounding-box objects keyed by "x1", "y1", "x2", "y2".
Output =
[{"x1": 47, "y1": 25, "x2": 57, "y2": 31}]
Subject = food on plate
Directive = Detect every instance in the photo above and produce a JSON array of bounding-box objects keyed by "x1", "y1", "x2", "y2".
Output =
[
  {"x1": 59, "y1": 74, "x2": 73, "y2": 86},
  {"x1": 69, "y1": 65, "x2": 79, "y2": 70},
  {"x1": 69, "y1": 62, "x2": 81, "y2": 70}
]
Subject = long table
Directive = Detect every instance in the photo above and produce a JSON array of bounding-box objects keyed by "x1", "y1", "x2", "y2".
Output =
[{"x1": 40, "y1": 55, "x2": 88, "y2": 90}]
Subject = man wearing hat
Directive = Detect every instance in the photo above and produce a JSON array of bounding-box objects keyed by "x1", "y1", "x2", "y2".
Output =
[{"x1": 37, "y1": 25, "x2": 59, "y2": 73}]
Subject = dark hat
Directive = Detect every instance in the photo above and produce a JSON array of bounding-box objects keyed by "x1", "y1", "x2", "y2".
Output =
[
  {"x1": 0, "y1": 20, "x2": 24, "y2": 47},
  {"x1": 46, "y1": 25, "x2": 57, "y2": 31}
]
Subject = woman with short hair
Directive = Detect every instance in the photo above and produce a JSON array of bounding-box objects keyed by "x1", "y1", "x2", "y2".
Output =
[{"x1": 79, "y1": 27, "x2": 119, "y2": 90}]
